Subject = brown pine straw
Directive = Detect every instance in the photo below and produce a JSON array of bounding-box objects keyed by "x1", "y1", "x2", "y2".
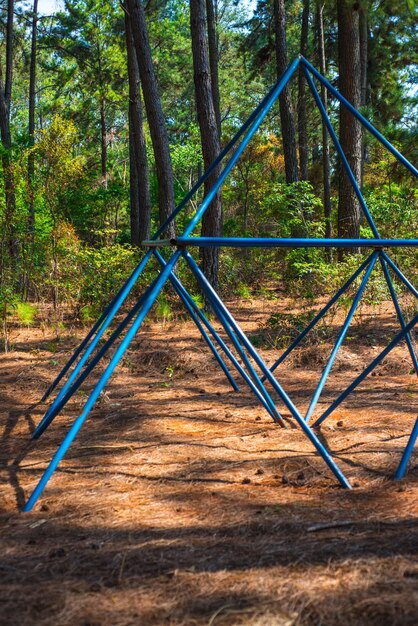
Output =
[{"x1": 1, "y1": 297, "x2": 417, "y2": 625}]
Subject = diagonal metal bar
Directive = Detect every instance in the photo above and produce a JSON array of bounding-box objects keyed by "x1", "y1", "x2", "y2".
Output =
[
  {"x1": 381, "y1": 251, "x2": 418, "y2": 299},
  {"x1": 30, "y1": 58, "x2": 299, "y2": 452},
  {"x1": 36, "y1": 253, "x2": 157, "y2": 436},
  {"x1": 202, "y1": 285, "x2": 284, "y2": 425},
  {"x1": 171, "y1": 289, "x2": 239, "y2": 391},
  {"x1": 33, "y1": 273, "x2": 163, "y2": 439},
  {"x1": 301, "y1": 57, "x2": 418, "y2": 179},
  {"x1": 152, "y1": 253, "x2": 285, "y2": 420},
  {"x1": 181, "y1": 58, "x2": 300, "y2": 237},
  {"x1": 152, "y1": 250, "x2": 238, "y2": 391},
  {"x1": 41, "y1": 250, "x2": 154, "y2": 402},
  {"x1": 380, "y1": 255, "x2": 418, "y2": 479},
  {"x1": 183, "y1": 249, "x2": 351, "y2": 488},
  {"x1": 395, "y1": 417, "x2": 418, "y2": 480},
  {"x1": 379, "y1": 254, "x2": 418, "y2": 374},
  {"x1": 303, "y1": 65, "x2": 379, "y2": 237},
  {"x1": 153, "y1": 76, "x2": 298, "y2": 240},
  {"x1": 23, "y1": 251, "x2": 182, "y2": 512},
  {"x1": 264, "y1": 252, "x2": 376, "y2": 381},
  {"x1": 305, "y1": 253, "x2": 378, "y2": 423},
  {"x1": 314, "y1": 309, "x2": 418, "y2": 427},
  {"x1": 40, "y1": 64, "x2": 296, "y2": 407}
]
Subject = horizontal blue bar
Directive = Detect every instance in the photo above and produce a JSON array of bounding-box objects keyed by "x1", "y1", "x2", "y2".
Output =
[{"x1": 173, "y1": 237, "x2": 418, "y2": 249}]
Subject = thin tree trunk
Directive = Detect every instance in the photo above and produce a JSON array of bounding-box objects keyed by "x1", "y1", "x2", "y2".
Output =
[
  {"x1": 273, "y1": 0, "x2": 299, "y2": 183},
  {"x1": 298, "y1": 0, "x2": 309, "y2": 181},
  {"x1": 190, "y1": 0, "x2": 222, "y2": 289},
  {"x1": 5, "y1": 0, "x2": 13, "y2": 106},
  {"x1": 359, "y1": 1, "x2": 368, "y2": 188},
  {"x1": 126, "y1": 0, "x2": 175, "y2": 239},
  {"x1": 125, "y1": 7, "x2": 151, "y2": 245},
  {"x1": 316, "y1": 2, "x2": 332, "y2": 240},
  {"x1": 100, "y1": 100, "x2": 107, "y2": 187},
  {"x1": 206, "y1": 0, "x2": 221, "y2": 137},
  {"x1": 28, "y1": 0, "x2": 38, "y2": 233},
  {"x1": 337, "y1": 0, "x2": 362, "y2": 249},
  {"x1": 0, "y1": 0, "x2": 17, "y2": 261}
]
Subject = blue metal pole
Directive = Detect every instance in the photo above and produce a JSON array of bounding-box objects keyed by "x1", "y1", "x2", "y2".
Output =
[
  {"x1": 41, "y1": 307, "x2": 111, "y2": 402},
  {"x1": 305, "y1": 253, "x2": 378, "y2": 423},
  {"x1": 32, "y1": 274, "x2": 162, "y2": 439},
  {"x1": 152, "y1": 251, "x2": 238, "y2": 391},
  {"x1": 301, "y1": 57, "x2": 418, "y2": 179},
  {"x1": 165, "y1": 280, "x2": 239, "y2": 393},
  {"x1": 381, "y1": 255, "x2": 418, "y2": 479},
  {"x1": 303, "y1": 66, "x2": 379, "y2": 237},
  {"x1": 181, "y1": 58, "x2": 300, "y2": 238},
  {"x1": 196, "y1": 280, "x2": 284, "y2": 425},
  {"x1": 153, "y1": 76, "x2": 292, "y2": 241},
  {"x1": 264, "y1": 252, "x2": 376, "y2": 380},
  {"x1": 156, "y1": 258, "x2": 280, "y2": 416},
  {"x1": 39, "y1": 70, "x2": 292, "y2": 407},
  {"x1": 35, "y1": 251, "x2": 155, "y2": 436},
  {"x1": 23, "y1": 251, "x2": 182, "y2": 512},
  {"x1": 395, "y1": 417, "x2": 418, "y2": 480},
  {"x1": 381, "y1": 251, "x2": 418, "y2": 299},
  {"x1": 379, "y1": 254, "x2": 418, "y2": 374},
  {"x1": 173, "y1": 237, "x2": 418, "y2": 248},
  {"x1": 314, "y1": 309, "x2": 418, "y2": 427},
  {"x1": 41, "y1": 250, "x2": 153, "y2": 402},
  {"x1": 183, "y1": 249, "x2": 351, "y2": 488}
]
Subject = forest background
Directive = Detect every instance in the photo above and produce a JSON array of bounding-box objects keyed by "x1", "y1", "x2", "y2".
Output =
[{"x1": 0, "y1": 0, "x2": 416, "y2": 349}]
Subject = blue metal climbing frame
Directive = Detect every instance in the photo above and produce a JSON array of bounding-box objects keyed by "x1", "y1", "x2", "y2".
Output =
[{"x1": 23, "y1": 56, "x2": 418, "y2": 511}]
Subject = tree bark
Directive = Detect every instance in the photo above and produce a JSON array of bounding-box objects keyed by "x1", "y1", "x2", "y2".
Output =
[
  {"x1": 359, "y1": 1, "x2": 368, "y2": 187},
  {"x1": 28, "y1": 0, "x2": 38, "y2": 232},
  {"x1": 190, "y1": 0, "x2": 222, "y2": 289},
  {"x1": 298, "y1": 0, "x2": 309, "y2": 181},
  {"x1": 337, "y1": 0, "x2": 362, "y2": 246},
  {"x1": 99, "y1": 100, "x2": 107, "y2": 187},
  {"x1": 273, "y1": 0, "x2": 299, "y2": 183},
  {"x1": 5, "y1": 0, "x2": 13, "y2": 107},
  {"x1": 125, "y1": 8, "x2": 151, "y2": 246},
  {"x1": 0, "y1": 0, "x2": 17, "y2": 261},
  {"x1": 205, "y1": 0, "x2": 221, "y2": 137},
  {"x1": 359, "y1": 6, "x2": 368, "y2": 107},
  {"x1": 316, "y1": 1, "x2": 332, "y2": 240},
  {"x1": 126, "y1": 0, "x2": 175, "y2": 239}
]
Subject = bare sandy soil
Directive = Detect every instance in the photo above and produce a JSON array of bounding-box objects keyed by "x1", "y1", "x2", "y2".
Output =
[{"x1": 1, "y1": 295, "x2": 418, "y2": 626}]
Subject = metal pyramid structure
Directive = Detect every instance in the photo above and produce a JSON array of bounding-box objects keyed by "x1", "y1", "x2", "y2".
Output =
[{"x1": 23, "y1": 56, "x2": 418, "y2": 511}]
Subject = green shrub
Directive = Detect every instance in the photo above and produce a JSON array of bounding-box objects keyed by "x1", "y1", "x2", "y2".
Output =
[{"x1": 15, "y1": 302, "x2": 37, "y2": 326}]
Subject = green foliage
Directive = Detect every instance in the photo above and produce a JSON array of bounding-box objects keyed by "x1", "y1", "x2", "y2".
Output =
[
  {"x1": 15, "y1": 302, "x2": 37, "y2": 327},
  {"x1": 1, "y1": 0, "x2": 417, "y2": 350},
  {"x1": 155, "y1": 295, "x2": 173, "y2": 323},
  {"x1": 77, "y1": 244, "x2": 140, "y2": 315}
]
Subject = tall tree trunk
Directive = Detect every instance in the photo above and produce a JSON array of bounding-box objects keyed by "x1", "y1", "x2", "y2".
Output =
[
  {"x1": 28, "y1": 0, "x2": 38, "y2": 233},
  {"x1": 100, "y1": 100, "x2": 107, "y2": 187},
  {"x1": 337, "y1": 0, "x2": 362, "y2": 247},
  {"x1": 190, "y1": 0, "x2": 222, "y2": 289},
  {"x1": 125, "y1": 7, "x2": 151, "y2": 246},
  {"x1": 5, "y1": 0, "x2": 13, "y2": 106},
  {"x1": 316, "y1": 1, "x2": 332, "y2": 240},
  {"x1": 359, "y1": 1, "x2": 368, "y2": 188},
  {"x1": 298, "y1": 0, "x2": 309, "y2": 181},
  {"x1": 126, "y1": 0, "x2": 175, "y2": 239},
  {"x1": 205, "y1": 0, "x2": 221, "y2": 137},
  {"x1": 0, "y1": 0, "x2": 17, "y2": 261},
  {"x1": 273, "y1": 0, "x2": 299, "y2": 183}
]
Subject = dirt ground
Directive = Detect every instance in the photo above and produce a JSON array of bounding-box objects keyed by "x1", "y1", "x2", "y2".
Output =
[{"x1": 1, "y1": 294, "x2": 418, "y2": 626}]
